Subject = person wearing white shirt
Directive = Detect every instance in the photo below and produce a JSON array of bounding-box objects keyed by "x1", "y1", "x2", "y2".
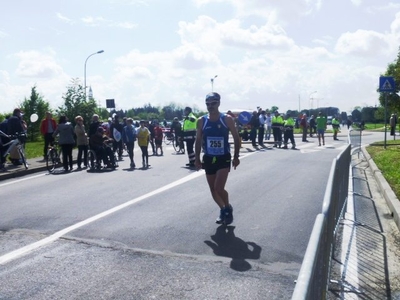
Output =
[{"x1": 258, "y1": 110, "x2": 266, "y2": 146}]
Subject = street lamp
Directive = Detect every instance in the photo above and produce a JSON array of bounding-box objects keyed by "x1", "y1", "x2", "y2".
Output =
[
  {"x1": 211, "y1": 75, "x2": 218, "y2": 92},
  {"x1": 84, "y1": 50, "x2": 104, "y2": 100},
  {"x1": 309, "y1": 91, "x2": 317, "y2": 109}
]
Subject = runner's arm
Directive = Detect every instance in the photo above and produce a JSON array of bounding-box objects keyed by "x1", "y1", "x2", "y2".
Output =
[
  {"x1": 225, "y1": 116, "x2": 240, "y2": 158},
  {"x1": 194, "y1": 117, "x2": 204, "y2": 162}
]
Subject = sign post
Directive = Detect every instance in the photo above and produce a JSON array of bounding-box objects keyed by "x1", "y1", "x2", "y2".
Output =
[{"x1": 379, "y1": 76, "x2": 395, "y2": 149}]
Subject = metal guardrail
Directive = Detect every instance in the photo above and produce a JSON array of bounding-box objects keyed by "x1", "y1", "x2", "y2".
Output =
[
  {"x1": 348, "y1": 128, "x2": 362, "y2": 156},
  {"x1": 292, "y1": 142, "x2": 353, "y2": 299}
]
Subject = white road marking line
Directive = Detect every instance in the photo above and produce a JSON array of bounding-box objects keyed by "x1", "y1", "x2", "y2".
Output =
[
  {"x1": 0, "y1": 152, "x2": 256, "y2": 265},
  {"x1": 0, "y1": 173, "x2": 46, "y2": 187}
]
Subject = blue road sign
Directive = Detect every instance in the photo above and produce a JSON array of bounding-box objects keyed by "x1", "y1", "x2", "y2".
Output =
[
  {"x1": 379, "y1": 76, "x2": 395, "y2": 92},
  {"x1": 238, "y1": 111, "x2": 252, "y2": 125}
]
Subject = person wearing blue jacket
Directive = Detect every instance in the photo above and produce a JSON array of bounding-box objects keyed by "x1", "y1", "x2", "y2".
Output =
[{"x1": 122, "y1": 118, "x2": 137, "y2": 169}]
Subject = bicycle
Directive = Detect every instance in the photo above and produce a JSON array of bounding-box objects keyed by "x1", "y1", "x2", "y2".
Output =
[
  {"x1": 172, "y1": 136, "x2": 185, "y2": 154},
  {"x1": 0, "y1": 130, "x2": 28, "y2": 169},
  {"x1": 163, "y1": 131, "x2": 174, "y2": 145},
  {"x1": 46, "y1": 141, "x2": 62, "y2": 173}
]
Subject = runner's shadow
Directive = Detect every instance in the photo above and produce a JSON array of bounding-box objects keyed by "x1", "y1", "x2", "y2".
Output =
[{"x1": 204, "y1": 225, "x2": 261, "y2": 272}]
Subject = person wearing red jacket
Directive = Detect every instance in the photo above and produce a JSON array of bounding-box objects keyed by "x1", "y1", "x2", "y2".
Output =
[
  {"x1": 40, "y1": 112, "x2": 57, "y2": 160},
  {"x1": 153, "y1": 122, "x2": 164, "y2": 156}
]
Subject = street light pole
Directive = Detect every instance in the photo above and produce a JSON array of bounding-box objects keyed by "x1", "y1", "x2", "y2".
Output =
[
  {"x1": 84, "y1": 50, "x2": 104, "y2": 100},
  {"x1": 309, "y1": 91, "x2": 317, "y2": 109},
  {"x1": 211, "y1": 75, "x2": 218, "y2": 92}
]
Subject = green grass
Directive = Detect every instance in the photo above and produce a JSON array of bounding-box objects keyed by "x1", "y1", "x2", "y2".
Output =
[
  {"x1": 364, "y1": 123, "x2": 386, "y2": 131},
  {"x1": 366, "y1": 140, "x2": 400, "y2": 200},
  {"x1": 25, "y1": 141, "x2": 44, "y2": 159}
]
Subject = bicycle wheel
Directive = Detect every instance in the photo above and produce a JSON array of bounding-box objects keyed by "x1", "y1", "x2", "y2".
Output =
[
  {"x1": 46, "y1": 148, "x2": 57, "y2": 173},
  {"x1": 87, "y1": 150, "x2": 97, "y2": 170},
  {"x1": 18, "y1": 148, "x2": 28, "y2": 169},
  {"x1": 163, "y1": 135, "x2": 172, "y2": 145},
  {"x1": 172, "y1": 138, "x2": 177, "y2": 152}
]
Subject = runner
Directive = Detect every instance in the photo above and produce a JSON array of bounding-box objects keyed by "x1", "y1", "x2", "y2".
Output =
[{"x1": 194, "y1": 92, "x2": 240, "y2": 225}]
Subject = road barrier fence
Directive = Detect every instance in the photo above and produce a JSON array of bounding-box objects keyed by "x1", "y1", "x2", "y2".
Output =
[{"x1": 292, "y1": 129, "x2": 359, "y2": 299}]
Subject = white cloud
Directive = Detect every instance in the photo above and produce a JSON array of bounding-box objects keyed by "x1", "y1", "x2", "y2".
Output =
[
  {"x1": 350, "y1": 0, "x2": 362, "y2": 6},
  {"x1": 81, "y1": 16, "x2": 109, "y2": 27},
  {"x1": 113, "y1": 21, "x2": 137, "y2": 29},
  {"x1": 365, "y1": 2, "x2": 400, "y2": 14},
  {"x1": 335, "y1": 30, "x2": 390, "y2": 56},
  {"x1": 56, "y1": 13, "x2": 74, "y2": 24},
  {"x1": 0, "y1": 29, "x2": 8, "y2": 38},
  {"x1": 193, "y1": 0, "x2": 320, "y2": 22},
  {"x1": 178, "y1": 15, "x2": 294, "y2": 53},
  {"x1": 81, "y1": 16, "x2": 136, "y2": 29},
  {"x1": 391, "y1": 12, "x2": 400, "y2": 37},
  {"x1": 14, "y1": 50, "x2": 64, "y2": 78}
]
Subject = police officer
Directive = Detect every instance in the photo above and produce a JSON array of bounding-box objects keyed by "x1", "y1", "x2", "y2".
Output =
[
  {"x1": 182, "y1": 106, "x2": 197, "y2": 167},
  {"x1": 282, "y1": 114, "x2": 296, "y2": 149},
  {"x1": 332, "y1": 116, "x2": 340, "y2": 140},
  {"x1": 271, "y1": 111, "x2": 284, "y2": 148}
]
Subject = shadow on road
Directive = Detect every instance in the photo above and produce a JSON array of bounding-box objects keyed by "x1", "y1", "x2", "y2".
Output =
[{"x1": 204, "y1": 225, "x2": 262, "y2": 272}]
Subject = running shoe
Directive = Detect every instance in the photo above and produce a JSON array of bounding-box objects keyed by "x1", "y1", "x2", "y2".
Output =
[
  {"x1": 215, "y1": 208, "x2": 226, "y2": 224},
  {"x1": 224, "y1": 205, "x2": 234, "y2": 225}
]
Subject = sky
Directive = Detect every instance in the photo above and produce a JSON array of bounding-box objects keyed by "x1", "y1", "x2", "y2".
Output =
[{"x1": 1, "y1": 0, "x2": 400, "y2": 115}]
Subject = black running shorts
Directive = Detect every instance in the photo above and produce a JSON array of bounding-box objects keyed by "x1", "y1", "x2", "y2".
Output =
[{"x1": 202, "y1": 153, "x2": 231, "y2": 175}]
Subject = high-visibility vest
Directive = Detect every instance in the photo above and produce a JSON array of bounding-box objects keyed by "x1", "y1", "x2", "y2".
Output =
[
  {"x1": 272, "y1": 115, "x2": 284, "y2": 126},
  {"x1": 182, "y1": 112, "x2": 197, "y2": 139},
  {"x1": 284, "y1": 117, "x2": 295, "y2": 127}
]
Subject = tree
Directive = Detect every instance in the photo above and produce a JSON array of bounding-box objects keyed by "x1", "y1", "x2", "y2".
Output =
[
  {"x1": 20, "y1": 86, "x2": 50, "y2": 141},
  {"x1": 57, "y1": 78, "x2": 97, "y2": 129},
  {"x1": 340, "y1": 111, "x2": 348, "y2": 122},
  {"x1": 374, "y1": 107, "x2": 385, "y2": 122},
  {"x1": 379, "y1": 46, "x2": 400, "y2": 114},
  {"x1": 351, "y1": 109, "x2": 362, "y2": 122},
  {"x1": 270, "y1": 106, "x2": 279, "y2": 113},
  {"x1": 361, "y1": 106, "x2": 377, "y2": 123}
]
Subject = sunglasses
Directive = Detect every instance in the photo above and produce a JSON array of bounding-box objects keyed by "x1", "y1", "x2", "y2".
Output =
[{"x1": 206, "y1": 101, "x2": 219, "y2": 107}]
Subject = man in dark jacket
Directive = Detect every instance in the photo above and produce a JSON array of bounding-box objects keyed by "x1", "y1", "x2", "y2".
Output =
[
  {"x1": 89, "y1": 114, "x2": 101, "y2": 138},
  {"x1": 7, "y1": 108, "x2": 25, "y2": 165},
  {"x1": 7, "y1": 108, "x2": 24, "y2": 136},
  {"x1": 249, "y1": 111, "x2": 259, "y2": 147},
  {"x1": 0, "y1": 116, "x2": 10, "y2": 170}
]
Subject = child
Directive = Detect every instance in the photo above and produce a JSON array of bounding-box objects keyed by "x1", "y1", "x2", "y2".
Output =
[
  {"x1": 136, "y1": 121, "x2": 151, "y2": 168},
  {"x1": 153, "y1": 122, "x2": 164, "y2": 156}
]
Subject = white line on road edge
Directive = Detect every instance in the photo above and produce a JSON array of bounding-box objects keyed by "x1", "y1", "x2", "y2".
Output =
[
  {"x1": 0, "y1": 173, "x2": 46, "y2": 187},
  {"x1": 0, "y1": 152, "x2": 256, "y2": 265}
]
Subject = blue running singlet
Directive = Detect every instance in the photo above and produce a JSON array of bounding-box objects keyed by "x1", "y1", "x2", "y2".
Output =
[{"x1": 201, "y1": 113, "x2": 230, "y2": 156}]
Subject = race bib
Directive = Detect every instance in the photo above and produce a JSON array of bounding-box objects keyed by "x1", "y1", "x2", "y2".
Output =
[{"x1": 206, "y1": 136, "x2": 224, "y2": 155}]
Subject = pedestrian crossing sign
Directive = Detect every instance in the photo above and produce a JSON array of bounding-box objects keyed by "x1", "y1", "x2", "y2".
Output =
[{"x1": 379, "y1": 76, "x2": 395, "y2": 92}]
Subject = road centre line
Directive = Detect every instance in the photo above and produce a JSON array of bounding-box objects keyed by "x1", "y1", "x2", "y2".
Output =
[{"x1": 0, "y1": 151, "x2": 256, "y2": 265}]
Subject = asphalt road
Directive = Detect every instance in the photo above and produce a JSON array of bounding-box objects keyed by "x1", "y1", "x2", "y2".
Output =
[{"x1": 0, "y1": 129, "x2": 383, "y2": 299}]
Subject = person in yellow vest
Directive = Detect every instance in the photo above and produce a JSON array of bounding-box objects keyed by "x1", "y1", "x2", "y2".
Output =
[
  {"x1": 332, "y1": 116, "x2": 340, "y2": 140},
  {"x1": 282, "y1": 114, "x2": 296, "y2": 149},
  {"x1": 182, "y1": 106, "x2": 197, "y2": 167},
  {"x1": 271, "y1": 111, "x2": 284, "y2": 148}
]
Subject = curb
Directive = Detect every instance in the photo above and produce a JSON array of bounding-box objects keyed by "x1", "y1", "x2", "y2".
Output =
[
  {"x1": 362, "y1": 146, "x2": 400, "y2": 231},
  {"x1": 1, "y1": 165, "x2": 54, "y2": 181}
]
